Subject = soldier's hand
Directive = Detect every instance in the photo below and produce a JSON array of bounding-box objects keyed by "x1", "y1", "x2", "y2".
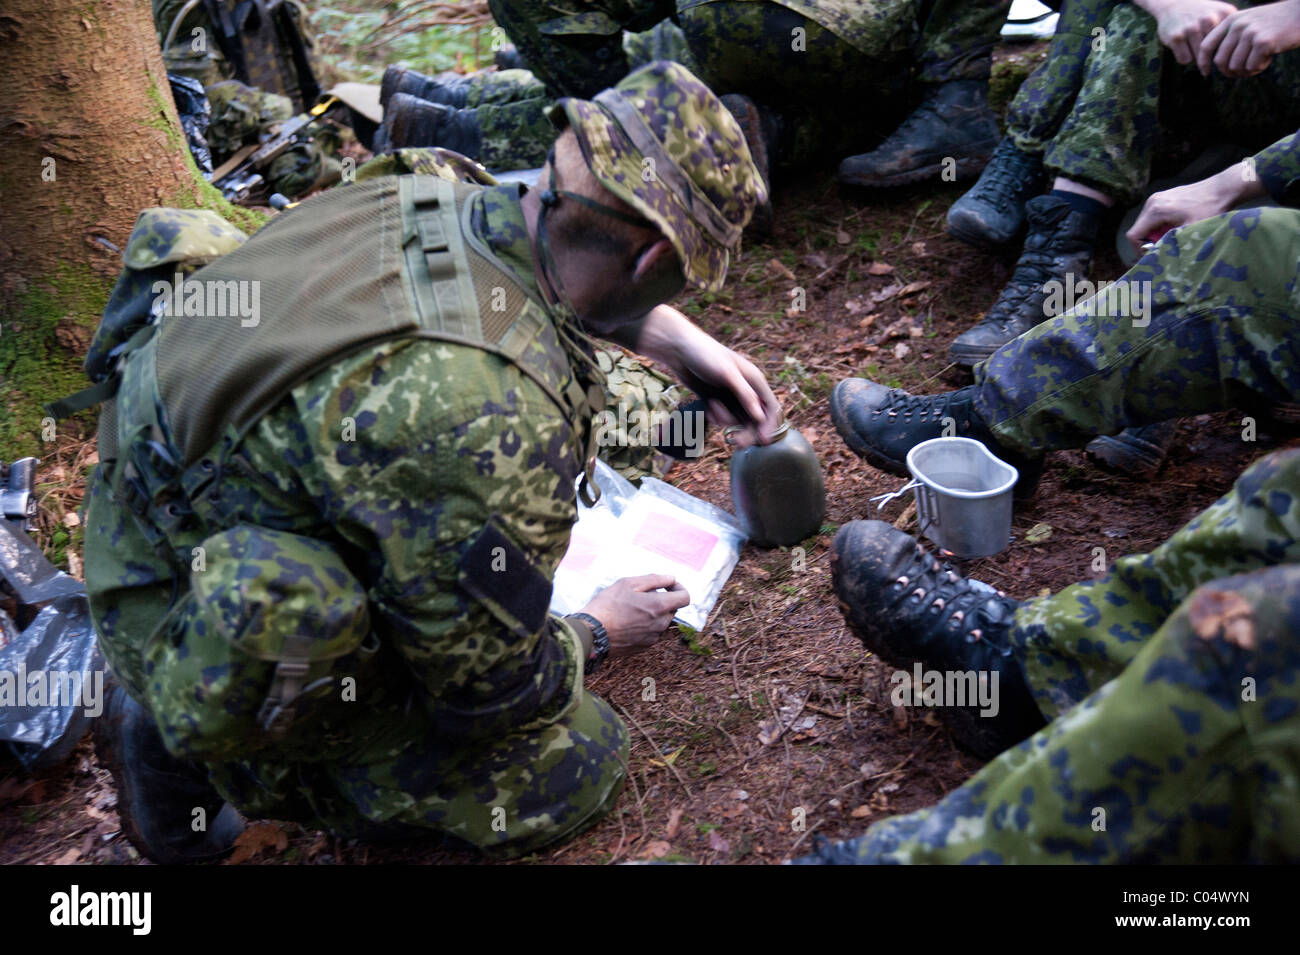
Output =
[
  {"x1": 1145, "y1": 0, "x2": 1237, "y2": 64},
  {"x1": 1126, "y1": 162, "x2": 1266, "y2": 253},
  {"x1": 1197, "y1": 0, "x2": 1300, "y2": 77},
  {"x1": 581, "y1": 575, "x2": 691, "y2": 658}
]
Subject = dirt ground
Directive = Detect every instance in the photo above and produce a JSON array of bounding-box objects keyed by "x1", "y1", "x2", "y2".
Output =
[{"x1": 3, "y1": 108, "x2": 1294, "y2": 867}]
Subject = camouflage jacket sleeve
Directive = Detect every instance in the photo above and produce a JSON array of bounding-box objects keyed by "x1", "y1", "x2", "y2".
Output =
[
  {"x1": 267, "y1": 337, "x2": 590, "y2": 740},
  {"x1": 1254, "y1": 130, "x2": 1300, "y2": 206}
]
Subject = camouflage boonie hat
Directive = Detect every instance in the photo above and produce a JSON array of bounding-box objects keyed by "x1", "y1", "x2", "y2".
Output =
[{"x1": 547, "y1": 60, "x2": 767, "y2": 292}]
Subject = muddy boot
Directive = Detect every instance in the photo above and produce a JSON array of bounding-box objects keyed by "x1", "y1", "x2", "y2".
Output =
[
  {"x1": 381, "y1": 92, "x2": 483, "y2": 156},
  {"x1": 720, "y1": 93, "x2": 776, "y2": 239},
  {"x1": 832, "y1": 520, "x2": 1046, "y2": 758},
  {"x1": 380, "y1": 65, "x2": 472, "y2": 109},
  {"x1": 1086, "y1": 420, "x2": 1179, "y2": 477},
  {"x1": 830, "y1": 379, "x2": 1042, "y2": 499},
  {"x1": 837, "y1": 80, "x2": 1000, "y2": 188},
  {"x1": 946, "y1": 137, "x2": 1047, "y2": 249},
  {"x1": 948, "y1": 195, "x2": 1100, "y2": 367},
  {"x1": 95, "y1": 683, "x2": 244, "y2": 865}
]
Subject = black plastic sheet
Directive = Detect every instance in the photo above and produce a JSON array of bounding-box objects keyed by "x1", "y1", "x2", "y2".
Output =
[
  {"x1": 169, "y1": 72, "x2": 214, "y2": 177},
  {"x1": 0, "y1": 521, "x2": 103, "y2": 770}
]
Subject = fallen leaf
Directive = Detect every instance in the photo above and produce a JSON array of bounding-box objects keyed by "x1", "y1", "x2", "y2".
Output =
[
  {"x1": 62, "y1": 511, "x2": 80, "y2": 528},
  {"x1": 908, "y1": 325, "x2": 924, "y2": 338},
  {"x1": 899, "y1": 280, "x2": 931, "y2": 296},
  {"x1": 227, "y1": 822, "x2": 288, "y2": 865},
  {"x1": 871, "y1": 284, "x2": 902, "y2": 306},
  {"x1": 850, "y1": 804, "x2": 873, "y2": 819},
  {"x1": 648, "y1": 745, "x2": 685, "y2": 768},
  {"x1": 666, "y1": 807, "x2": 684, "y2": 841},
  {"x1": 642, "y1": 840, "x2": 672, "y2": 859},
  {"x1": 731, "y1": 789, "x2": 749, "y2": 801},
  {"x1": 53, "y1": 848, "x2": 81, "y2": 865},
  {"x1": 708, "y1": 830, "x2": 731, "y2": 854},
  {"x1": 893, "y1": 342, "x2": 911, "y2": 360},
  {"x1": 768, "y1": 258, "x2": 797, "y2": 281},
  {"x1": 857, "y1": 312, "x2": 880, "y2": 329},
  {"x1": 911, "y1": 241, "x2": 927, "y2": 256},
  {"x1": 1025, "y1": 523, "x2": 1053, "y2": 544},
  {"x1": 836, "y1": 225, "x2": 851, "y2": 245},
  {"x1": 867, "y1": 262, "x2": 894, "y2": 276}
]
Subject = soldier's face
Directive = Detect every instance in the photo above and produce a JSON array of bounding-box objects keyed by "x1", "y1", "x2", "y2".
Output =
[{"x1": 568, "y1": 235, "x2": 685, "y2": 336}]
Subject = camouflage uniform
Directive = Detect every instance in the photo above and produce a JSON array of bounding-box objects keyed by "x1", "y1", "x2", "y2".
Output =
[
  {"x1": 808, "y1": 176, "x2": 1300, "y2": 861},
  {"x1": 82, "y1": 62, "x2": 764, "y2": 858},
  {"x1": 1019, "y1": 0, "x2": 1300, "y2": 200},
  {"x1": 486, "y1": 0, "x2": 1009, "y2": 160},
  {"x1": 1002, "y1": 0, "x2": 1118, "y2": 155},
  {"x1": 388, "y1": 25, "x2": 696, "y2": 172}
]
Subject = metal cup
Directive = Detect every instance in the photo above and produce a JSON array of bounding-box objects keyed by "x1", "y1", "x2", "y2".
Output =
[{"x1": 872, "y1": 438, "x2": 1018, "y2": 558}]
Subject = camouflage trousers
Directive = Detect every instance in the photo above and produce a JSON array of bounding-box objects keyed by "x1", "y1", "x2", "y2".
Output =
[
  {"x1": 825, "y1": 554, "x2": 1300, "y2": 862},
  {"x1": 442, "y1": 22, "x2": 698, "y2": 171},
  {"x1": 486, "y1": 0, "x2": 1007, "y2": 163},
  {"x1": 817, "y1": 209, "x2": 1300, "y2": 863},
  {"x1": 206, "y1": 686, "x2": 631, "y2": 858},
  {"x1": 1027, "y1": 1, "x2": 1300, "y2": 199},
  {"x1": 1004, "y1": 0, "x2": 1117, "y2": 155}
]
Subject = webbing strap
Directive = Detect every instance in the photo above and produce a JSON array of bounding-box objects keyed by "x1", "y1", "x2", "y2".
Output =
[
  {"x1": 400, "y1": 176, "x2": 479, "y2": 340},
  {"x1": 45, "y1": 323, "x2": 158, "y2": 420}
]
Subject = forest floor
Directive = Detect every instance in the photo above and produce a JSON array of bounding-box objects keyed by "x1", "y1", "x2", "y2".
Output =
[{"x1": 3, "y1": 43, "x2": 1296, "y2": 866}]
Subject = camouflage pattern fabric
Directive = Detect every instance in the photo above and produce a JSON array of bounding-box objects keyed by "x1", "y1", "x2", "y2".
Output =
[
  {"x1": 487, "y1": 0, "x2": 1007, "y2": 166},
  {"x1": 1037, "y1": 1, "x2": 1300, "y2": 199},
  {"x1": 803, "y1": 207, "x2": 1300, "y2": 864},
  {"x1": 155, "y1": 0, "x2": 228, "y2": 86},
  {"x1": 84, "y1": 68, "x2": 758, "y2": 856},
  {"x1": 970, "y1": 205, "x2": 1300, "y2": 714},
  {"x1": 812, "y1": 553, "x2": 1300, "y2": 863},
  {"x1": 1003, "y1": 0, "x2": 1119, "y2": 155},
  {"x1": 975, "y1": 205, "x2": 1300, "y2": 459},
  {"x1": 486, "y1": 0, "x2": 674, "y2": 99}
]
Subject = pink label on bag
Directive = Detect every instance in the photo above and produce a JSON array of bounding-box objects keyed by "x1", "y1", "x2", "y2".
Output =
[
  {"x1": 632, "y1": 510, "x2": 718, "y2": 572},
  {"x1": 559, "y1": 529, "x2": 600, "y2": 573}
]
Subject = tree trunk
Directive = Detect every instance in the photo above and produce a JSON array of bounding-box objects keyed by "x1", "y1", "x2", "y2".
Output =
[{"x1": 0, "y1": 0, "x2": 261, "y2": 458}]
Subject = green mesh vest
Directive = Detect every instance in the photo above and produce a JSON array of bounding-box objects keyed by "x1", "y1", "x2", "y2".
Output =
[{"x1": 147, "y1": 175, "x2": 591, "y2": 471}]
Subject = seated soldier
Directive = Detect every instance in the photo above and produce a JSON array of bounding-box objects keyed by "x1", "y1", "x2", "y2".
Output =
[
  {"x1": 83, "y1": 62, "x2": 781, "y2": 864},
  {"x1": 802, "y1": 140, "x2": 1300, "y2": 862},
  {"x1": 481, "y1": 0, "x2": 1013, "y2": 187},
  {"x1": 944, "y1": 0, "x2": 1300, "y2": 368}
]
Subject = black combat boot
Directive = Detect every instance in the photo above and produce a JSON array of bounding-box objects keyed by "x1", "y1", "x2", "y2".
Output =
[
  {"x1": 948, "y1": 194, "x2": 1100, "y2": 366},
  {"x1": 494, "y1": 45, "x2": 529, "y2": 71},
  {"x1": 837, "y1": 80, "x2": 1000, "y2": 188},
  {"x1": 1086, "y1": 420, "x2": 1179, "y2": 477},
  {"x1": 380, "y1": 65, "x2": 472, "y2": 110},
  {"x1": 720, "y1": 93, "x2": 776, "y2": 239},
  {"x1": 381, "y1": 92, "x2": 483, "y2": 157},
  {"x1": 830, "y1": 378, "x2": 1043, "y2": 498},
  {"x1": 832, "y1": 520, "x2": 1047, "y2": 759},
  {"x1": 95, "y1": 683, "x2": 244, "y2": 865},
  {"x1": 946, "y1": 137, "x2": 1047, "y2": 248}
]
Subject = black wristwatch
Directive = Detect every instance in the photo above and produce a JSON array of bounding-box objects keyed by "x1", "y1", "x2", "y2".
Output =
[{"x1": 568, "y1": 612, "x2": 610, "y2": 674}]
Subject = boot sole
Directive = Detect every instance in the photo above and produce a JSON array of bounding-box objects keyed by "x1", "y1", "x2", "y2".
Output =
[
  {"x1": 1085, "y1": 435, "x2": 1165, "y2": 477},
  {"x1": 947, "y1": 340, "x2": 999, "y2": 367},
  {"x1": 945, "y1": 216, "x2": 1020, "y2": 251},
  {"x1": 839, "y1": 154, "x2": 992, "y2": 189}
]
